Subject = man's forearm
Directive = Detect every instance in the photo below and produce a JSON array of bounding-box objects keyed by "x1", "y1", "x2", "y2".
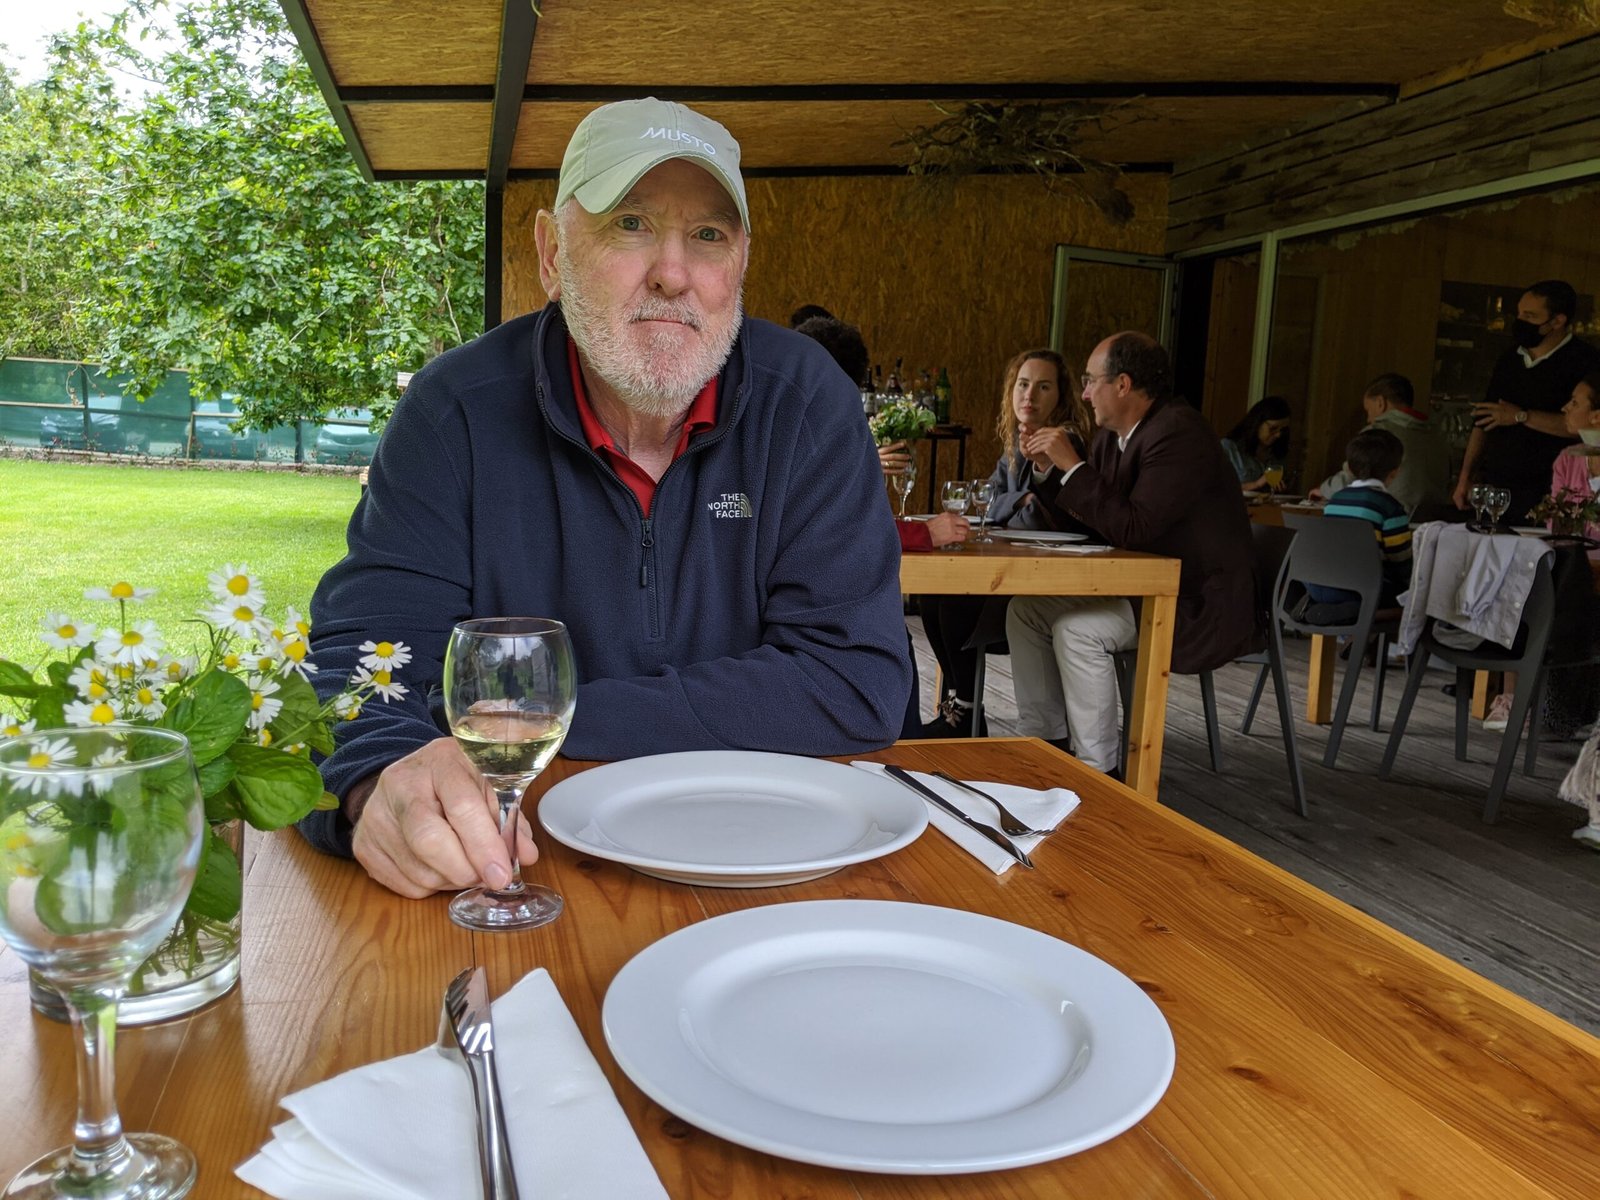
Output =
[{"x1": 1457, "y1": 427, "x2": 1484, "y2": 485}]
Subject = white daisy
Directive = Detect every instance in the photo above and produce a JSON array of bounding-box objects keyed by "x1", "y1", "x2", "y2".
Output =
[
  {"x1": 95, "y1": 621, "x2": 164, "y2": 667},
  {"x1": 277, "y1": 635, "x2": 317, "y2": 680},
  {"x1": 354, "y1": 665, "x2": 408, "y2": 703},
  {"x1": 91, "y1": 746, "x2": 128, "y2": 767},
  {"x1": 84, "y1": 581, "x2": 155, "y2": 604},
  {"x1": 358, "y1": 639, "x2": 412, "y2": 672},
  {"x1": 284, "y1": 605, "x2": 312, "y2": 641},
  {"x1": 14, "y1": 736, "x2": 84, "y2": 796},
  {"x1": 63, "y1": 698, "x2": 121, "y2": 728},
  {"x1": 160, "y1": 654, "x2": 199, "y2": 683},
  {"x1": 125, "y1": 681, "x2": 166, "y2": 721},
  {"x1": 203, "y1": 601, "x2": 271, "y2": 640},
  {"x1": 256, "y1": 727, "x2": 274, "y2": 747},
  {"x1": 67, "y1": 662, "x2": 115, "y2": 702},
  {"x1": 332, "y1": 693, "x2": 362, "y2": 721},
  {"x1": 206, "y1": 563, "x2": 265, "y2": 610},
  {"x1": 1, "y1": 715, "x2": 37, "y2": 740},
  {"x1": 245, "y1": 676, "x2": 283, "y2": 732},
  {"x1": 39, "y1": 612, "x2": 95, "y2": 651}
]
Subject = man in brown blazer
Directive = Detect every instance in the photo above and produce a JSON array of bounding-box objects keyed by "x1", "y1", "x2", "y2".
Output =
[{"x1": 1007, "y1": 331, "x2": 1255, "y2": 775}]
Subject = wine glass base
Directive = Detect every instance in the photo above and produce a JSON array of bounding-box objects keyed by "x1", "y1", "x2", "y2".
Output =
[
  {"x1": 4, "y1": 1133, "x2": 196, "y2": 1199},
  {"x1": 972, "y1": 534, "x2": 995, "y2": 544},
  {"x1": 448, "y1": 883, "x2": 564, "y2": 931}
]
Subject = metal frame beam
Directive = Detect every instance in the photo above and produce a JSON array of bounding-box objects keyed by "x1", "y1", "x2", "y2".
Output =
[
  {"x1": 484, "y1": 0, "x2": 542, "y2": 331},
  {"x1": 276, "y1": 0, "x2": 375, "y2": 181}
]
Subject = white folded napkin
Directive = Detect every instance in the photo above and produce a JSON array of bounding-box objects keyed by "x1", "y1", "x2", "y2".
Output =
[
  {"x1": 236, "y1": 968, "x2": 667, "y2": 1200},
  {"x1": 851, "y1": 762, "x2": 1079, "y2": 874}
]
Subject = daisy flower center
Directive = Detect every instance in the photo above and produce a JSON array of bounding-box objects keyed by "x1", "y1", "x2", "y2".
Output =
[
  {"x1": 373, "y1": 669, "x2": 392, "y2": 686},
  {"x1": 26, "y1": 752, "x2": 50, "y2": 768},
  {"x1": 233, "y1": 606, "x2": 255, "y2": 622},
  {"x1": 121, "y1": 630, "x2": 144, "y2": 647},
  {"x1": 374, "y1": 641, "x2": 395, "y2": 657},
  {"x1": 57, "y1": 623, "x2": 76, "y2": 638},
  {"x1": 284, "y1": 641, "x2": 308, "y2": 662},
  {"x1": 223, "y1": 653, "x2": 240, "y2": 669},
  {"x1": 137, "y1": 688, "x2": 155, "y2": 705},
  {"x1": 90, "y1": 703, "x2": 116, "y2": 724},
  {"x1": 110, "y1": 582, "x2": 135, "y2": 599},
  {"x1": 251, "y1": 693, "x2": 264, "y2": 710},
  {"x1": 227, "y1": 574, "x2": 251, "y2": 596}
]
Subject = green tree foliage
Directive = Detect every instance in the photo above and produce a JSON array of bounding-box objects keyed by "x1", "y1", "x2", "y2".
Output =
[
  {"x1": 14, "y1": 0, "x2": 483, "y2": 426},
  {"x1": 0, "y1": 63, "x2": 94, "y2": 362}
]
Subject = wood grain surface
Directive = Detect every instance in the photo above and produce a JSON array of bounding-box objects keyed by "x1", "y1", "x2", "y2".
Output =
[{"x1": 4, "y1": 739, "x2": 1597, "y2": 1198}]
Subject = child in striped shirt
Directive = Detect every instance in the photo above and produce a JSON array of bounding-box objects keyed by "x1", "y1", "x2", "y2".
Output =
[{"x1": 1307, "y1": 428, "x2": 1412, "y2": 608}]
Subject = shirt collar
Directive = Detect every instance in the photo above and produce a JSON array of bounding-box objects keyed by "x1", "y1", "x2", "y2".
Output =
[
  {"x1": 567, "y1": 336, "x2": 718, "y2": 455},
  {"x1": 1117, "y1": 420, "x2": 1142, "y2": 452},
  {"x1": 1346, "y1": 478, "x2": 1388, "y2": 491},
  {"x1": 1519, "y1": 331, "x2": 1573, "y2": 367}
]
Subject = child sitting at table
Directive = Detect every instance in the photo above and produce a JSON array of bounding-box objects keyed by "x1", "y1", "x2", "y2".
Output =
[{"x1": 1302, "y1": 428, "x2": 1412, "y2": 617}]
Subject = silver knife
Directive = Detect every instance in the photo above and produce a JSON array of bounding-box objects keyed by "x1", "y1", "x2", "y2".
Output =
[
  {"x1": 438, "y1": 967, "x2": 521, "y2": 1200},
  {"x1": 882, "y1": 764, "x2": 1034, "y2": 869}
]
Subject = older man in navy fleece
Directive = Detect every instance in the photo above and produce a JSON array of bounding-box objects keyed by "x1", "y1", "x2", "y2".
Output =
[{"x1": 298, "y1": 98, "x2": 909, "y2": 897}]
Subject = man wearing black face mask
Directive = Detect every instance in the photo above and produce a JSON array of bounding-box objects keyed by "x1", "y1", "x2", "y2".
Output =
[{"x1": 1454, "y1": 279, "x2": 1600, "y2": 523}]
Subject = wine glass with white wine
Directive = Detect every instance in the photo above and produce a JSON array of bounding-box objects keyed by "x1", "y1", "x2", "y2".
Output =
[
  {"x1": 895, "y1": 455, "x2": 919, "y2": 519},
  {"x1": 443, "y1": 618, "x2": 576, "y2": 931},
  {"x1": 0, "y1": 725, "x2": 204, "y2": 1200}
]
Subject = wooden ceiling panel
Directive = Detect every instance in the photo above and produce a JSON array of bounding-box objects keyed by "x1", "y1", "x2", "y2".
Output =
[
  {"x1": 304, "y1": 0, "x2": 502, "y2": 87},
  {"x1": 352, "y1": 103, "x2": 491, "y2": 172},
  {"x1": 503, "y1": 95, "x2": 1351, "y2": 173},
  {"x1": 522, "y1": 0, "x2": 1540, "y2": 89}
]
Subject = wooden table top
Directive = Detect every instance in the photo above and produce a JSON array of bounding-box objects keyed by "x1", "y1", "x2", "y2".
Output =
[
  {"x1": 898, "y1": 542, "x2": 1179, "y2": 597},
  {"x1": 5, "y1": 738, "x2": 1598, "y2": 1198}
]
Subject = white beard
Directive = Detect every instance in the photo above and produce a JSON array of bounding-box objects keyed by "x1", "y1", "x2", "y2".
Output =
[{"x1": 557, "y1": 243, "x2": 743, "y2": 419}]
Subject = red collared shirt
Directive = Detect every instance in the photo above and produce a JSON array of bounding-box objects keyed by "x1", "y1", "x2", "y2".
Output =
[{"x1": 567, "y1": 337, "x2": 718, "y2": 515}]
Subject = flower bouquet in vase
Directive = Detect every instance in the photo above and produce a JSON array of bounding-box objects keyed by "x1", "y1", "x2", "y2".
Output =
[
  {"x1": 1527, "y1": 487, "x2": 1600, "y2": 544},
  {"x1": 0, "y1": 566, "x2": 407, "y2": 1024},
  {"x1": 868, "y1": 398, "x2": 937, "y2": 448}
]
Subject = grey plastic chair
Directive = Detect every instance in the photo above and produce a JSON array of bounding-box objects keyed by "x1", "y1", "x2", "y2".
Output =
[
  {"x1": 1249, "y1": 516, "x2": 1400, "y2": 769},
  {"x1": 1378, "y1": 556, "x2": 1555, "y2": 823}
]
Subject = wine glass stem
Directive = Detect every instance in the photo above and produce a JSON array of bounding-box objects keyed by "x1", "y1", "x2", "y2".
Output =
[
  {"x1": 68, "y1": 985, "x2": 135, "y2": 1183},
  {"x1": 492, "y1": 786, "x2": 527, "y2": 897}
]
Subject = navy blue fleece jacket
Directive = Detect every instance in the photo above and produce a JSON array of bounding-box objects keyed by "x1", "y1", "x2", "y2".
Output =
[{"x1": 297, "y1": 304, "x2": 912, "y2": 856}]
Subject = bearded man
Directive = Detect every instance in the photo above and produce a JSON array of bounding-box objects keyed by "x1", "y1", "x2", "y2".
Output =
[{"x1": 299, "y1": 99, "x2": 910, "y2": 897}]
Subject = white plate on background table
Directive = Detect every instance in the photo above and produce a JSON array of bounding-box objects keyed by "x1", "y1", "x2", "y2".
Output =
[
  {"x1": 990, "y1": 529, "x2": 1090, "y2": 545},
  {"x1": 906, "y1": 514, "x2": 985, "y2": 526},
  {"x1": 602, "y1": 900, "x2": 1175, "y2": 1174},
  {"x1": 538, "y1": 752, "x2": 927, "y2": 887}
]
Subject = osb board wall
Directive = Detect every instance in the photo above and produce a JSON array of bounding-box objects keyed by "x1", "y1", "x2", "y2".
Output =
[
  {"x1": 502, "y1": 173, "x2": 1169, "y2": 475},
  {"x1": 1273, "y1": 182, "x2": 1600, "y2": 488}
]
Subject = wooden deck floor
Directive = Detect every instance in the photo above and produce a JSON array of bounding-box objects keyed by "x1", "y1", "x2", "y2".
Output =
[{"x1": 909, "y1": 620, "x2": 1600, "y2": 1035}]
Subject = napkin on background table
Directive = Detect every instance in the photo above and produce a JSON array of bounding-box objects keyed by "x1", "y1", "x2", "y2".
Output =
[
  {"x1": 236, "y1": 968, "x2": 667, "y2": 1200},
  {"x1": 851, "y1": 762, "x2": 1079, "y2": 874}
]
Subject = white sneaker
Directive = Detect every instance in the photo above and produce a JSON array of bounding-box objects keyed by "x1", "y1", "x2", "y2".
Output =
[
  {"x1": 1573, "y1": 825, "x2": 1600, "y2": 852},
  {"x1": 1482, "y1": 692, "x2": 1513, "y2": 732}
]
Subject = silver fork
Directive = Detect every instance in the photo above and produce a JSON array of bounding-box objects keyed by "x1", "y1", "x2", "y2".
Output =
[
  {"x1": 437, "y1": 967, "x2": 521, "y2": 1200},
  {"x1": 931, "y1": 770, "x2": 1046, "y2": 837}
]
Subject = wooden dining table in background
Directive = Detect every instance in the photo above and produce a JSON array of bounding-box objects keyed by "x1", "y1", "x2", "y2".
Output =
[
  {"x1": 899, "y1": 542, "x2": 1180, "y2": 798},
  {"x1": 4, "y1": 739, "x2": 1598, "y2": 1198}
]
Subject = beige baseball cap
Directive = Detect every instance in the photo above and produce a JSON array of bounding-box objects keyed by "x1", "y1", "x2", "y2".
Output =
[{"x1": 555, "y1": 97, "x2": 749, "y2": 230}]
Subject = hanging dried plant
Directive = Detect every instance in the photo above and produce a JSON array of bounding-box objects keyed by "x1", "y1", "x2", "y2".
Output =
[
  {"x1": 1502, "y1": 0, "x2": 1600, "y2": 27},
  {"x1": 894, "y1": 100, "x2": 1142, "y2": 225}
]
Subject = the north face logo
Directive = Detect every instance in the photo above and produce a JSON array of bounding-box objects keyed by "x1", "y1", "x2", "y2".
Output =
[{"x1": 707, "y1": 492, "x2": 753, "y2": 519}]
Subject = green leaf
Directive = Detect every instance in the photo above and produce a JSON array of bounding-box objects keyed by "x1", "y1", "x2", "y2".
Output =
[
  {"x1": 44, "y1": 660, "x2": 73, "y2": 691},
  {"x1": 0, "y1": 660, "x2": 42, "y2": 699},
  {"x1": 315, "y1": 790, "x2": 340, "y2": 811},
  {"x1": 204, "y1": 780, "x2": 245, "y2": 824},
  {"x1": 29, "y1": 692, "x2": 66, "y2": 731},
  {"x1": 197, "y1": 754, "x2": 237, "y2": 798},
  {"x1": 162, "y1": 668, "x2": 251, "y2": 766},
  {"x1": 268, "y1": 670, "x2": 334, "y2": 756},
  {"x1": 226, "y1": 743, "x2": 323, "y2": 830},
  {"x1": 183, "y1": 825, "x2": 241, "y2": 923}
]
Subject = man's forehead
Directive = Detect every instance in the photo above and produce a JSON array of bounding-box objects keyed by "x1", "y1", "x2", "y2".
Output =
[
  {"x1": 1519, "y1": 292, "x2": 1550, "y2": 315},
  {"x1": 611, "y1": 160, "x2": 743, "y2": 226}
]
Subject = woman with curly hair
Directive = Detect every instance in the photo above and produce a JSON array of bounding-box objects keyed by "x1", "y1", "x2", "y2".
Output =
[{"x1": 918, "y1": 348, "x2": 1099, "y2": 736}]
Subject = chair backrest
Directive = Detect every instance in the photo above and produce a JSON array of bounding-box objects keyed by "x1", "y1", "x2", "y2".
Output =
[
  {"x1": 1279, "y1": 516, "x2": 1384, "y2": 595},
  {"x1": 1250, "y1": 524, "x2": 1296, "y2": 615},
  {"x1": 1424, "y1": 554, "x2": 1556, "y2": 669}
]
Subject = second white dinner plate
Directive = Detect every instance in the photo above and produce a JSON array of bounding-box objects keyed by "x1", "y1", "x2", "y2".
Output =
[
  {"x1": 602, "y1": 900, "x2": 1176, "y2": 1173},
  {"x1": 990, "y1": 529, "x2": 1090, "y2": 545},
  {"x1": 538, "y1": 751, "x2": 928, "y2": 887}
]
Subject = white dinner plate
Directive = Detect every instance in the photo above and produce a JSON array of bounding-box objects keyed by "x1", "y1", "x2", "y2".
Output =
[
  {"x1": 603, "y1": 900, "x2": 1175, "y2": 1174},
  {"x1": 538, "y1": 752, "x2": 928, "y2": 887},
  {"x1": 1511, "y1": 525, "x2": 1551, "y2": 537},
  {"x1": 906, "y1": 514, "x2": 985, "y2": 526},
  {"x1": 990, "y1": 529, "x2": 1090, "y2": 545}
]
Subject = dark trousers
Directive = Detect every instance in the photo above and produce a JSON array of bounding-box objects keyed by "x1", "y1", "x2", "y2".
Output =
[{"x1": 916, "y1": 594, "x2": 990, "y2": 702}]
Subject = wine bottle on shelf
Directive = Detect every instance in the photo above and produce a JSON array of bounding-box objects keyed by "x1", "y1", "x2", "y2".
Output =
[
  {"x1": 860, "y1": 367, "x2": 877, "y2": 415},
  {"x1": 935, "y1": 367, "x2": 952, "y2": 424},
  {"x1": 886, "y1": 359, "x2": 903, "y2": 396}
]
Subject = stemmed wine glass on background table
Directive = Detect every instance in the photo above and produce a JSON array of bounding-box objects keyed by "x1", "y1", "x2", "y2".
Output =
[
  {"x1": 444, "y1": 617, "x2": 576, "y2": 931},
  {"x1": 1485, "y1": 486, "x2": 1511, "y2": 531},
  {"x1": 895, "y1": 456, "x2": 918, "y2": 519},
  {"x1": 1469, "y1": 483, "x2": 1489, "y2": 531},
  {"x1": 940, "y1": 480, "x2": 970, "y2": 548},
  {"x1": 0, "y1": 726, "x2": 204, "y2": 1200},
  {"x1": 968, "y1": 478, "x2": 997, "y2": 543}
]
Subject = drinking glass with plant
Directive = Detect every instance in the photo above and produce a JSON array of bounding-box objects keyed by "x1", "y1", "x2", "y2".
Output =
[{"x1": 0, "y1": 568, "x2": 408, "y2": 1023}]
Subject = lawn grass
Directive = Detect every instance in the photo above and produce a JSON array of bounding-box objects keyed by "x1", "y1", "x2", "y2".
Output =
[{"x1": 0, "y1": 460, "x2": 358, "y2": 671}]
